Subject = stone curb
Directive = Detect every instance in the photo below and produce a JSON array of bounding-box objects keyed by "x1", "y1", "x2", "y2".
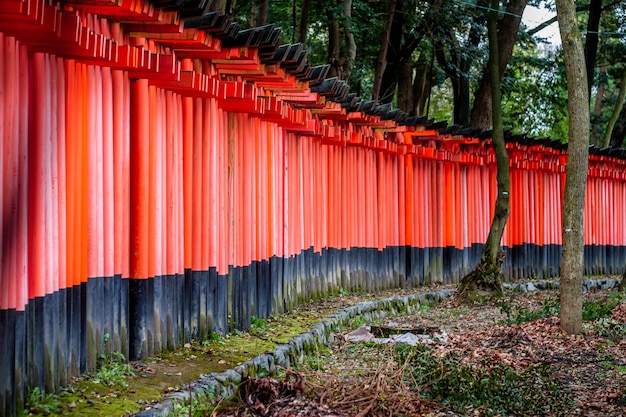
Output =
[
  {"x1": 135, "y1": 288, "x2": 453, "y2": 416},
  {"x1": 504, "y1": 278, "x2": 621, "y2": 293}
]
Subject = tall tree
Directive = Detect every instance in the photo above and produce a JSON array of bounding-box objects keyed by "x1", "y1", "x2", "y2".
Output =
[
  {"x1": 372, "y1": 0, "x2": 398, "y2": 101},
  {"x1": 327, "y1": 8, "x2": 342, "y2": 78},
  {"x1": 298, "y1": 0, "x2": 311, "y2": 43},
  {"x1": 249, "y1": 0, "x2": 269, "y2": 26},
  {"x1": 434, "y1": 0, "x2": 487, "y2": 125},
  {"x1": 341, "y1": 0, "x2": 357, "y2": 82},
  {"x1": 609, "y1": 105, "x2": 626, "y2": 147},
  {"x1": 556, "y1": 0, "x2": 590, "y2": 335},
  {"x1": 458, "y1": 0, "x2": 509, "y2": 297},
  {"x1": 585, "y1": 0, "x2": 602, "y2": 98},
  {"x1": 603, "y1": 67, "x2": 626, "y2": 147},
  {"x1": 591, "y1": 65, "x2": 607, "y2": 145},
  {"x1": 378, "y1": 0, "x2": 442, "y2": 109},
  {"x1": 378, "y1": 0, "x2": 405, "y2": 104},
  {"x1": 469, "y1": 0, "x2": 528, "y2": 129},
  {"x1": 397, "y1": 60, "x2": 414, "y2": 112},
  {"x1": 325, "y1": 0, "x2": 356, "y2": 82},
  {"x1": 292, "y1": 0, "x2": 297, "y2": 42},
  {"x1": 210, "y1": 0, "x2": 226, "y2": 12},
  {"x1": 411, "y1": 50, "x2": 434, "y2": 115},
  {"x1": 257, "y1": 0, "x2": 269, "y2": 26}
]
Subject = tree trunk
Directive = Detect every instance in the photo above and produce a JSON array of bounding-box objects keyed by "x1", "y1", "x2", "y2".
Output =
[
  {"x1": 372, "y1": 0, "x2": 398, "y2": 101},
  {"x1": 602, "y1": 68, "x2": 626, "y2": 148},
  {"x1": 210, "y1": 0, "x2": 226, "y2": 12},
  {"x1": 452, "y1": 76, "x2": 471, "y2": 126},
  {"x1": 556, "y1": 0, "x2": 590, "y2": 335},
  {"x1": 609, "y1": 105, "x2": 626, "y2": 148},
  {"x1": 377, "y1": 0, "x2": 440, "y2": 106},
  {"x1": 226, "y1": 0, "x2": 234, "y2": 14},
  {"x1": 413, "y1": 51, "x2": 434, "y2": 115},
  {"x1": 257, "y1": 0, "x2": 269, "y2": 26},
  {"x1": 298, "y1": 0, "x2": 311, "y2": 43},
  {"x1": 591, "y1": 65, "x2": 607, "y2": 145},
  {"x1": 458, "y1": 0, "x2": 509, "y2": 298},
  {"x1": 292, "y1": 0, "x2": 297, "y2": 43},
  {"x1": 380, "y1": 1, "x2": 406, "y2": 104},
  {"x1": 341, "y1": 0, "x2": 357, "y2": 82},
  {"x1": 585, "y1": 0, "x2": 602, "y2": 99},
  {"x1": 249, "y1": 2, "x2": 257, "y2": 26},
  {"x1": 397, "y1": 61, "x2": 413, "y2": 112},
  {"x1": 327, "y1": 10, "x2": 341, "y2": 78},
  {"x1": 469, "y1": 0, "x2": 528, "y2": 129},
  {"x1": 434, "y1": 2, "x2": 483, "y2": 127}
]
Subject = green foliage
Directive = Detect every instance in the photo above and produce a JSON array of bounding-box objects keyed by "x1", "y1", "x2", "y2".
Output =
[
  {"x1": 499, "y1": 290, "x2": 625, "y2": 325},
  {"x1": 396, "y1": 345, "x2": 573, "y2": 416},
  {"x1": 91, "y1": 351, "x2": 135, "y2": 388},
  {"x1": 582, "y1": 290, "x2": 625, "y2": 321},
  {"x1": 424, "y1": 73, "x2": 454, "y2": 121},
  {"x1": 348, "y1": 315, "x2": 366, "y2": 329},
  {"x1": 589, "y1": 3, "x2": 626, "y2": 145},
  {"x1": 301, "y1": 346, "x2": 332, "y2": 371},
  {"x1": 203, "y1": 332, "x2": 225, "y2": 346},
  {"x1": 24, "y1": 387, "x2": 59, "y2": 415},
  {"x1": 204, "y1": 0, "x2": 625, "y2": 143},
  {"x1": 601, "y1": 360, "x2": 626, "y2": 374},
  {"x1": 594, "y1": 317, "x2": 626, "y2": 341},
  {"x1": 394, "y1": 302, "x2": 409, "y2": 316},
  {"x1": 251, "y1": 316, "x2": 269, "y2": 329},
  {"x1": 170, "y1": 391, "x2": 222, "y2": 417},
  {"x1": 502, "y1": 42, "x2": 569, "y2": 140},
  {"x1": 498, "y1": 296, "x2": 560, "y2": 325}
]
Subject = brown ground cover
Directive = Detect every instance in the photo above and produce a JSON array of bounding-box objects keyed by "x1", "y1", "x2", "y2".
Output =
[{"x1": 219, "y1": 288, "x2": 626, "y2": 417}]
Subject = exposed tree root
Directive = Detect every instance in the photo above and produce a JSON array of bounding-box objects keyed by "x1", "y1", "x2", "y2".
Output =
[{"x1": 457, "y1": 250, "x2": 506, "y2": 299}]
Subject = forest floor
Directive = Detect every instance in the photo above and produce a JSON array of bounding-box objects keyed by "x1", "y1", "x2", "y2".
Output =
[
  {"x1": 214, "y1": 287, "x2": 626, "y2": 417},
  {"x1": 26, "y1": 284, "x2": 626, "y2": 417}
]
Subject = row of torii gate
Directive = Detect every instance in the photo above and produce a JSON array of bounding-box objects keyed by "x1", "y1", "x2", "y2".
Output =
[{"x1": 1, "y1": 0, "x2": 626, "y2": 415}]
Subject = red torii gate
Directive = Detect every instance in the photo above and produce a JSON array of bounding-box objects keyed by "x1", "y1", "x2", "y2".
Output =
[{"x1": 1, "y1": 1, "x2": 626, "y2": 415}]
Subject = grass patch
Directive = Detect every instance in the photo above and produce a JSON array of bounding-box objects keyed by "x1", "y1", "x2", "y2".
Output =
[
  {"x1": 498, "y1": 296, "x2": 560, "y2": 325},
  {"x1": 499, "y1": 290, "x2": 625, "y2": 325},
  {"x1": 347, "y1": 315, "x2": 367, "y2": 329},
  {"x1": 92, "y1": 352, "x2": 135, "y2": 388},
  {"x1": 169, "y1": 389, "x2": 231, "y2": 417},
  {"x1": 583, "y1": 290, "x2": 626, "y2": 321},
  {"x1": 395, "y1": 344, "x2": 573, "y2": 416},
  {"x1": 250, "y1": 316, "x2": 268, "y2": 329},
  {"x1": 24, "y1": 387, "x2": 60, "y2": 415}
]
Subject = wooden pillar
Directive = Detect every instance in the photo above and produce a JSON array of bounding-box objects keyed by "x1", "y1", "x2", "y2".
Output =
[
  {"x1": 28, "y1": 52, "x2": 50, "y2": 392},
  {"x1": 128, "y1": 77, "x2": 151, "y2": 361},
  {"x1": 112, "y1": 69, "x2": 130, "y2": 356}
]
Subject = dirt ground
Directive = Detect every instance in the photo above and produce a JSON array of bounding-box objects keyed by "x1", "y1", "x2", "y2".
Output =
[
  {"x1": 219, "y1": 287, "x2": 626, "y2": 417},
  {"x1": 29, "y1": 284, "x2": 626, "y2": 417}
]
